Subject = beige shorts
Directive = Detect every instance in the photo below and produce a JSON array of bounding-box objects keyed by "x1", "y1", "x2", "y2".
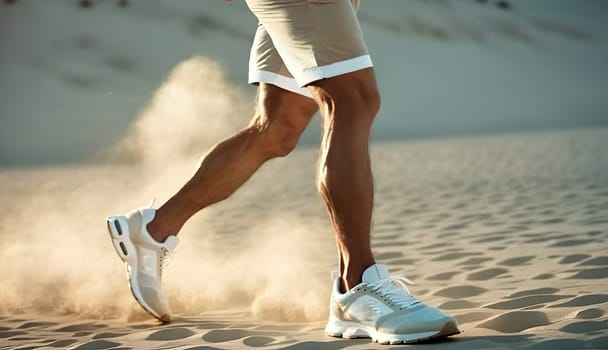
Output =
[{"x1": 246, "y1": 0, "x2": 372, "y2": 97}]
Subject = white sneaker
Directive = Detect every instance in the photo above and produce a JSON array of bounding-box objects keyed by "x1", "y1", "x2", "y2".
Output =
[
  {"x1": 325, "y1": 264, "x2": 460, "y2": 344},
  {"x1": 106, "y1": 207, "x2": 178, "y2": 323}
]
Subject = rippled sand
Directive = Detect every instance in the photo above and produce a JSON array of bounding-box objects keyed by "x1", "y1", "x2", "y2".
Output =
[{"x1": 1, "y1": 129, "x2": 607, "y2": 349}]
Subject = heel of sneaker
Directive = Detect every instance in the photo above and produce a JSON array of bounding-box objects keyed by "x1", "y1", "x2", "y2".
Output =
[{"x1": 106, "y1": 216, "x2": 132, "y2": 261}]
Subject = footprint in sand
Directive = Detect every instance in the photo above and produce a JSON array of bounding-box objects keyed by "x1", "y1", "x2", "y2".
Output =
[
  {"x1": 477, "y1": 311, "x2": 551, "y2": 333},
  {"x1": 579, "y1": 256, "x2": 608, "y2": 266},
  {"x1": 457, "y1": 257, "x2": 494, "y2": 266},
  {"x1": 549, "y1": 294, "x2": 608, "y2": 308},
  {"x1": 243, "y1": 335, "x2": 275, "y2": 347},
  {"x1": 454, "y1": 311, "x2": 495, "y2": 324},
  {"x1": 467, "y1": 267, "x2": 509, "y2": 280},
  {"x1": 568, "y1": 267, "x2": 608, "y2": 279},
  {"x1": 46, "y1": 339, "x2": 78, "y2": 347},
  {"x1": 202, "y1": 328, "x2": 287, "y2": 346},
  {"x1": 432, "y1": 252, "x2": 482, "y2": 261},
  {"x1": 0, "y1": 330, "x2": 26, "y2": 339},
  {"x1": 560, "y1": 320, "x2": 608, "y2": 334},
  {"x1": 576, "y1": 308, "x2": 604, "y2": 319},
  {"x1": 484, "y1": 294, "x2": 574, "y2": 310},
  {"x1": 559, "y1": 254, "x2": 590, "y2": 264},
  {"x1": 71, "y1": 340, "x2": 121, "y2": 350},
  {"x1": 146, "y1": 327, "x2": 195, "y2": 341},
  {"x1": 550, "y1": 239, "x2": 597, "y2": 247},
  {"x1": 472, "y1": 235, "x2": 507, "y2": 244},
  {"x1": 426, "y1": 271, "x2": 460, "y2": 281},
  {"x1": 434, "y1": 285, "x2": 487, "y2": 298},
  {"x1": 438, "y1": 300, "x2": 480, "y2": 310},
  {"x1": 498, "y1": 256, "x2": 535, "y2": 266},
  {"x1": 92, "y1": 332, "x2": 128, "y2": 339},
  {"x1": 508, "y1": 288, "x2": 560, "y2": 298},
  {"x1": 17, "y1": 322, "x2": 57, "y2": 329},
  {"x1": 202, "y1": 329, "x2": 255, "y2": 343}
]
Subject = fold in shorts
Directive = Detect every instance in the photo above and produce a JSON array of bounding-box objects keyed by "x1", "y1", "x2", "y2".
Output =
[{"x1": 245, "y1": 0, "x2": 373, "y2": 98}]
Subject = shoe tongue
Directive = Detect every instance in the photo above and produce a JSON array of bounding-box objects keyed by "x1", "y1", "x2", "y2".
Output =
[
  {"x1": 362, "y1": 264, "x2": 390, "y2": 283},
  {"x1": 141, "y1": 208, "x2": 156, "y2": 224},
  {"x1": 163, "y1": 236, "x2": 179, "y2": 252}
]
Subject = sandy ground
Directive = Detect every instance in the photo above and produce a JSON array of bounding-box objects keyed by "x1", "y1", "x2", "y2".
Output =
[{"x1": 1, "y1": 128, "x2": 607, "y2": 349}]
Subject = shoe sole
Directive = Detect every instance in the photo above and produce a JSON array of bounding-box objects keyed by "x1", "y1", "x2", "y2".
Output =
[
  {"x1": 106, "y1": 216, "x2": 171, "y2": 323},
  {"x1": 325, "y1": 319, "x2": 460, "y2": 345}
]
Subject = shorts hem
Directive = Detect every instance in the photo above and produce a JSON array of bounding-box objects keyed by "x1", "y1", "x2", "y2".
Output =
[
  {"x1": 249, "y1": 54, "x2": 373, "y2": 98},
  {"x1": 297, "y1": 54, "x2": 373, "y2": 86},
  {"x1": 248, "y1": 70, "x2": 313, "y2": 98}
]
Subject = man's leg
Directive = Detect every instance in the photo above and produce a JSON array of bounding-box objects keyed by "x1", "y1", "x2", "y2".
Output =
[
  {"x1": 307, "y1": 68, "x2": 380, "y2": 291},
  {"x1": 147, "y1": 83, "x2": 318, "y2": 242},
  {"x1": 313, "y1": 68, "x2": 461, "y2": 344},
  {"x1": 107, "y1": 83, "x2": 317, "y2": 322}
]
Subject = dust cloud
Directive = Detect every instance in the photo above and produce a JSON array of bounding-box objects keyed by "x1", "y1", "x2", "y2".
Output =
[{"x1": 0, "y1": 56, "x2": 331, "y2": 322}]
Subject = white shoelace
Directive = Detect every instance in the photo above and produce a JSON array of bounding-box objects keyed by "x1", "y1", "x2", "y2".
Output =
[
  {"x1": 158, "y1": 247, "x2": 174, "y2": 278},
  {"x1": 147, "y1": 198, "x2": 174, "y2": 278},
  {"x1": 367, "y1": 276, "x2": 421, "y2": 310}
]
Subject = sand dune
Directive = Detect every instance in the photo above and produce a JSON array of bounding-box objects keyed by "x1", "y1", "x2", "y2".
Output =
[
  {"x1": 3, "y1": 0, "x2": 608, "y2": 165},
  {"x1": 1, "y1": 128, "x2": 607, "y2": 349}
]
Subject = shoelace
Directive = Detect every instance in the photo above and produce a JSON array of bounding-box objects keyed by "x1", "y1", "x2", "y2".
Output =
[
  {"x1": 367, "y1": 276, "x2": 421, "y2": 310},
  {"x1": 147, "y1": 197, "x2": 174, "y2": 278},
  {"x1": 158, "y1": 247, "x2": 174, "y2": 278}
]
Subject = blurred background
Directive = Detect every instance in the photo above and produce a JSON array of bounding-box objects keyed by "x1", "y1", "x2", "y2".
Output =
[{"x1": 1, "y1": 0, "x2": 607, "y2": 166}]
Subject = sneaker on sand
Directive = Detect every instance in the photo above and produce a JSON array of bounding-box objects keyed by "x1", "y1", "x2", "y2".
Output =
[
  {"x1": 325, "y1": 264, "x2": 460, "y2": 344},
  {"x1": 106, "y1": 207, "x2": 178, "y2": 323}
]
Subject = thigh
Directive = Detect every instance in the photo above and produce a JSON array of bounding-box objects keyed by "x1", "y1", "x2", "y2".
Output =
[
  {"x1": 252, "y1": 83, "x2": 318, "y2": 131},
  {"x1": 246, "y1": 0, "x2": 372, "y2": 88},
  {"x1": 308, "y1": 67, "x2": 378, "y2": 103},
  {"x1": 307, "y1": 67, "x2": 380, "y2": 126}
]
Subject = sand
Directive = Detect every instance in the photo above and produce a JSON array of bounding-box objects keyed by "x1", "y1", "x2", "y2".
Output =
[{"x1": 1, "y1": 128, "x2": 607, "y2": 349}]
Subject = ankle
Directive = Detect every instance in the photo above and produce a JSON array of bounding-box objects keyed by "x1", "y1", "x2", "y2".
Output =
[
  {"x1": 342, "y1": 258, "x2": 375, "y2": 291},
  {"x1": 146, "y1": 219, "x2": 170, "y2": 243}
]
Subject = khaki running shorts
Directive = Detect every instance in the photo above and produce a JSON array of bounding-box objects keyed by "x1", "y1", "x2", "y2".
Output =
[{"x1": 245, "y1": 0, "x2": 372, "y2": 97}]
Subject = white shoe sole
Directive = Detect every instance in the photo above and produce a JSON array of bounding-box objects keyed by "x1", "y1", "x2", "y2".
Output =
[
  {"x1": 325, "y1": 318, "x2": 460, "y2": 345},
  {"x1": 106, "y1": 216, "x2": 171, "y2": 323}
]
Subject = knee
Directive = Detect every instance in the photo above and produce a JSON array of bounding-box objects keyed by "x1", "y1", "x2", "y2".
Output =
[
  {"x1": 356, "y1": 86, "x2": 381, "y2": 120},
  {"x1": 269, "y1": 125, "x2": 300, "y2": 157},
  {"x1": 252, "y1": 89, "x2": 317, "y2": 159},
  {"x1": 248, "y1": 116, "x2": 301, "y2": 158},
  {"x1": 322, "y1": 83, "x2": 381, "y2": 126}
]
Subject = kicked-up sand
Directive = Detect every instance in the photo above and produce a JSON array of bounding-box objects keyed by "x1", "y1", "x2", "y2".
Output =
[{"x1": 1, "y1": 128, "x2": 607, "y2": 349}]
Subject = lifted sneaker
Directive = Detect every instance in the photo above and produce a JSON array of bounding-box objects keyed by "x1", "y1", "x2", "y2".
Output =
[
  {"x1": 325, "y1": 264, "x2": 460, "y2": 344},
  {"x1": 106, "y1": 207, "x2": 178, "y2": 323}
]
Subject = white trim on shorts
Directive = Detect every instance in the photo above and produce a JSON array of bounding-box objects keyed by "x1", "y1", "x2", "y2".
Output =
[
  {"x1": 249, "y1": 54, "x2": 374, "y2": 98},
  {"x1": 249, "y1": 70, "x2": 313, "y2": 97},
  {"x1": 298, "y1": 55, "x2": 373, "y2": 87}
]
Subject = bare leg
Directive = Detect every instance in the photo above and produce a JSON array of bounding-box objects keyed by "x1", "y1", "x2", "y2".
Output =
[
  {"x1": 308, "y1": 68, "x2": 381, "y2": 291},
  {"x1": 147, "y1": 84, "x2": 318, "y2": 242}
]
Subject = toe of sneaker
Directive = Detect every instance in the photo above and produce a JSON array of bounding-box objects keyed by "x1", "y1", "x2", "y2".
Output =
[{"x1": 139, "y1": 285, "x2": 172, "y2": 319}]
